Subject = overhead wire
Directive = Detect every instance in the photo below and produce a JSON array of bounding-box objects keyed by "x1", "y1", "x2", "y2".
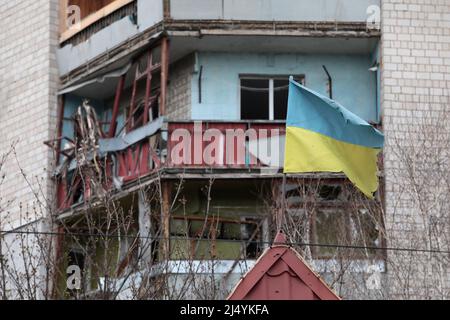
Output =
[{"x1": 1, "y1": 229, "x2": 449, "y2": 255}]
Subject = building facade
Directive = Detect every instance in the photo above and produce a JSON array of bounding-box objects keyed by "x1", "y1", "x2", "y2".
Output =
[
  {"x1": 382, "y1": 0, "x2": 450, "y2": 299},
  {"x1": 0, "y1": 0, "x2": 449, "y2": 299}
]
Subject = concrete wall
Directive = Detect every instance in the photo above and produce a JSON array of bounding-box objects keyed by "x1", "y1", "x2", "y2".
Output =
[
  {"x1": 138, "y1": 0, "x2": 163, "y2": 31},
  {"x1": 165, "y1": 262, "x2": 254, "y2": 299},
  {"x1": 191, "y1": 52, "x2": 378, "y2": 122},
  {"x1": 382, "y1": 0, "x2": 450, "y2": 299},
  {"x1": 57, "y1": 18, "x2": 139, "y2": 75},
  {"x1": 170, "y1": 0, "x2": 380, "y2": 22}
]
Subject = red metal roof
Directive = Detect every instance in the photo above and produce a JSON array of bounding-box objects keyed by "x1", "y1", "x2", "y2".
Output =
[{"x1": 227, "y1": 231, "x2": 341, "y2": 300}]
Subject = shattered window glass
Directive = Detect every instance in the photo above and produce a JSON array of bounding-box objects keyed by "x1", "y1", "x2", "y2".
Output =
[
  {"x1": 169, "y1": 216, "x2": 263, "y2": 260},
  {"x1": 241, "y1": 79, "x2": 270, "y2": 120},
  {"x1": 318, "y1": 185, "x2": 342, "y2": 201},
  {"x1": 274, "y1": 79, "x2": 289, "y2": 120}
]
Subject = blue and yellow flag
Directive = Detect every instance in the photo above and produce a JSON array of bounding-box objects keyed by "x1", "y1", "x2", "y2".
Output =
[{"x1": 284, "y1": 78, "x2": 384, "y2": 198}]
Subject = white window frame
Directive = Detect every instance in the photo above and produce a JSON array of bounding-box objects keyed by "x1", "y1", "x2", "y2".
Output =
[{"x1": 239, "y1": 75, "x2": 305, "y2": 121}]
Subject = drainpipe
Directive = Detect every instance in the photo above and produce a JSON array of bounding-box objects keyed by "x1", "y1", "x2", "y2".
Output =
[{"x1": 198, "y1": 65, "x2": 203, "y2": 104}]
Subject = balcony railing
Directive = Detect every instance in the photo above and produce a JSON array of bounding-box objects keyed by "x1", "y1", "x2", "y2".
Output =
[
  {"x1": 53, "y1": 119, "x2": 382, "y2": 211},
  {"x1": 166, "y1": 121, "x2": 286, "y2": 169},
  {"x1": 54, "y1": 120, "x2": 286, "y2": 210}
]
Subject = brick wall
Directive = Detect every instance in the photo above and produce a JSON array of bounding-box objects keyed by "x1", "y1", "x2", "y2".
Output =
[
  {"x1": 0, "y1": 0, "x2": 59, "y2": 230},
  {"x1": 165, "y1": 54, "x2": 194, "y2": 121},
  {"x1": 382, "y1": 0, "x2": 450, "y2": 299}
]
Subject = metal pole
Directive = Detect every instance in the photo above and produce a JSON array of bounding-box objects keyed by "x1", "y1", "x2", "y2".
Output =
[
  {"x1": 108, "y1": 75, "x2": 125, "y2": 138},
  {"x1": 55, "y1": 95, "x2": 65, "y2": 165},
  {"x1": 278, "y1": 174, "x2": 287, "y2": 231},
  {"x1": 160, "y1": 37, "x2": 170, "y2": 117}
]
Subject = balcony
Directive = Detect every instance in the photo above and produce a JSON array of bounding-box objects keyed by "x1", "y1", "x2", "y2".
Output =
[
  {"x1": 52, "y1": 120, "x2": 286, "y2": 211},
  {"x1": 57, "y1": 0, "x2": 381, "y2": 79},
  {"x1": 51, "y1": 115, "x2": 385, "y2": 212},
  {"x1": 58, "y1": 0, "x2": 164, "y2": 76},
  {"x1": 167, "y1": 121, "x2": 285, "y2": 169},
  {"x1": 60, "y1": 0, "x2": 380, "y2": 42},
  {"x1": 168, "y1": 0, "x2": 381, "y2": 23}
]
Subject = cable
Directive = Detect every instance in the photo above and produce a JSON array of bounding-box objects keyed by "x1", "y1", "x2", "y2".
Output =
[
  {"x1": 1, "y1": 229, "x2": 450, "y2": 255},
  {"x1": 240, "y1": 84, "x2": 290, "y2": 92}
]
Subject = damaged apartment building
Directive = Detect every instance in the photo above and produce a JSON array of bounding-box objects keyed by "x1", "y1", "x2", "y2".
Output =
[
  {"x1": 1, "y1": 0, "x2": 450, "y2": 300},
  {"x1": 48, "y1": 0, "x2": 384, "y2": 299}
]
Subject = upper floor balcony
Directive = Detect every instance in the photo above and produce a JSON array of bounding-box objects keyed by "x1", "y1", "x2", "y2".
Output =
[
  {"x1": 57, "y1": 0, "x2": 381, "y2": 78},
  {"x1": 168, "y1": 0, "x2": 380, "y2": 22}
]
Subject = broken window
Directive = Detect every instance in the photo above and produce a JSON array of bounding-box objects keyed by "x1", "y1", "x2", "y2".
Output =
[
  {"x1": 240, "y1": 219, "x2": 262, "y2": 258},
  {"x1": 240, "y1": 76, "x2": 305, "y2": 120},
  {"x1": 318, "y1": 185, "x2": 343, "y2": 201},
  {"x1": 169, "y1": 216, "x2": 263, "y2": 260},
  {"x1": 128, "y1": 97, "x2": 160, "y2": 132},
  {"x1": 273, "y1": 79, "x2": 289, "y2": 120},
  {"x1": 168, "y1": 181, "x2": 266, "y2": 261},
  {"x1": 285, "y1": 181, "x2": 384, "y2": 260},
  {"x1": 240, "y1": 79, "x2": 269, "y2": 120}
]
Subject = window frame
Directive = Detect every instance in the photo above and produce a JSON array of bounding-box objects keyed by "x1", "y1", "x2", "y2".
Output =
[
  {"x1": 239, "y1": 74, "x2": 305, "y2": 121},
  {"x1": 169, "y1": 215, "x2": 265, "y2": 260}
]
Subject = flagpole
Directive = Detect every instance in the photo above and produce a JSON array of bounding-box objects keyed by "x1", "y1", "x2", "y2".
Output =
[
  {"x1": 278, "y1": 173, "x2": 287, "y2": 231},
  {"x1": 279, "y1": 78, "x2": 292, "y2": 232}
]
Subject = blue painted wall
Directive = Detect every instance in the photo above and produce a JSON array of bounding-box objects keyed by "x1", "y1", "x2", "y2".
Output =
[
  {"x1": 191, "y1": 52, "x2": 378, "y2": 122},
  {"x1": 60, "y1": 95, "x2": 110, "y2": 163},
  {"x1": 63, "y1": 95, "x2": 107, "y2": 141}
]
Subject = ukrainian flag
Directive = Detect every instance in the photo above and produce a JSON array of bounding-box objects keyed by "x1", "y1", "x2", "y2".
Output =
[{"x1": 284, "y1": 78, "x2": 384, "y2": 198}]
